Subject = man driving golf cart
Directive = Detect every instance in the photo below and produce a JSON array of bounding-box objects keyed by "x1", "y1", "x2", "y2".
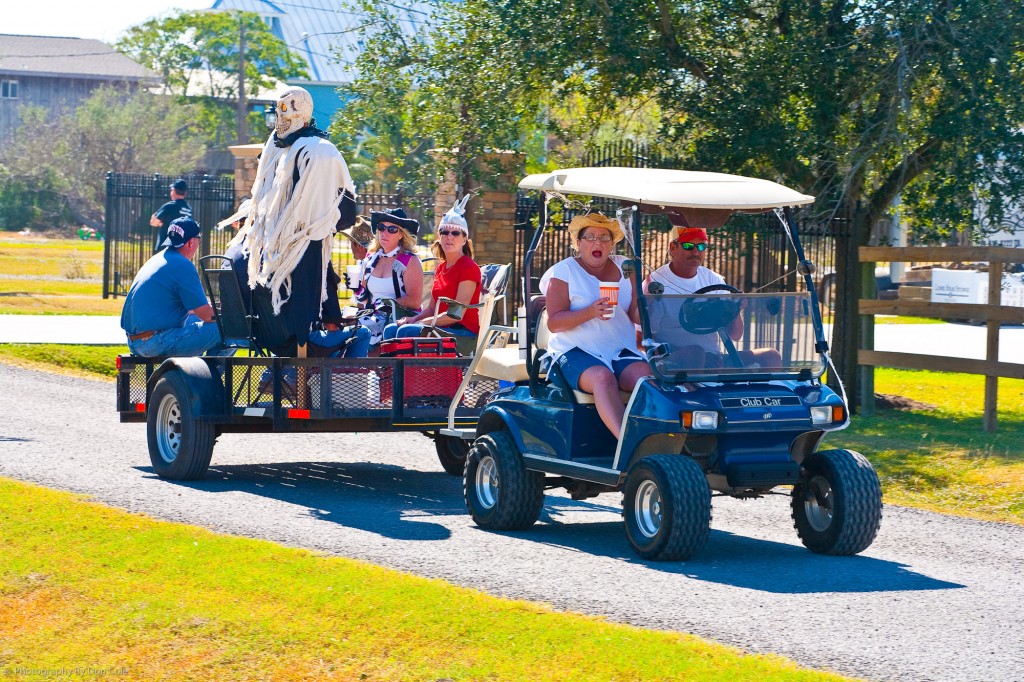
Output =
[{"x1": 642, "y1": 224, "x2": 782, "y2": 370}]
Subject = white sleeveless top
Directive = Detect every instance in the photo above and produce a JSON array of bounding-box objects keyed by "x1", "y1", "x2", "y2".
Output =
[
  {"x1": 539, "y1": 255, "x2": 640, "y2": 368},
  {"x1": 366, "y1": 274, "x2": 398, "y2": 301}
]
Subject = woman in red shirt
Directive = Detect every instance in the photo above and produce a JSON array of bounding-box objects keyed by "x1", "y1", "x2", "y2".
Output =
[{"x1": 385, "y1": 196, "x2": 481, "y2": 339}]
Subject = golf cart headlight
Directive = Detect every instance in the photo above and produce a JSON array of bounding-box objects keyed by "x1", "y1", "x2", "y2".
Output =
[
  {"x1": 681, "y1": 410, "x2": 718, "y2": 430},
  {"x1": 810, "y1": 406, "x2": 832, "y2": 425}
]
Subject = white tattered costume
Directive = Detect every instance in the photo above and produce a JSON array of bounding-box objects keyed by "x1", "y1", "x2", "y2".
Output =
[{"x1": 220, "y1": 87, "x2": 355, "y2": 322}]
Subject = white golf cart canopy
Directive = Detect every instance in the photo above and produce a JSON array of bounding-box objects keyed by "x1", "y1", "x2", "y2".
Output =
[{"x1": 518, "y1": 167, "x2": 814, "y2": 211}]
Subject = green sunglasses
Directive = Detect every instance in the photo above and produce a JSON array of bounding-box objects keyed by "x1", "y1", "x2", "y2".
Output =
[{"x1": 678, "y1": 241, "x2": 708, "y2": 252}]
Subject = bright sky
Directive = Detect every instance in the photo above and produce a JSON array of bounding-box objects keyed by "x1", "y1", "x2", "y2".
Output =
[{"x1": 4, "y1": 1, "x2": 213, "y2": 43}]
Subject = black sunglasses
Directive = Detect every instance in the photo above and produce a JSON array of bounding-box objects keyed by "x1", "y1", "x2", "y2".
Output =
[
  {"x1": 438, "y1": 229, "x2": 464, "y2": 237},
  {"x1": 379, "y1": 224, "x2": 402, "y2": 234}
]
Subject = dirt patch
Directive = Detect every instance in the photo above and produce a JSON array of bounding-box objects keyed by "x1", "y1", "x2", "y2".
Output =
[{"x1": 875, "y1": 393, "x2": 936, "y2": 411}]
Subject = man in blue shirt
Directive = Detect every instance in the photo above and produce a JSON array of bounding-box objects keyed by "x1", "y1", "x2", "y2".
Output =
[
  {"x1": 150, "y1": 179, "x2": 192, "y2": 252},
  {"x1": 121, "y1": 217, "x2": 220, "y2": 357}
]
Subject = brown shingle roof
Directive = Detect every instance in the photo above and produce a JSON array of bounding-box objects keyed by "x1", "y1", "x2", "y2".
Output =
[{"x1": 0, "y1": 34, "x2": 158, "y2": 82}]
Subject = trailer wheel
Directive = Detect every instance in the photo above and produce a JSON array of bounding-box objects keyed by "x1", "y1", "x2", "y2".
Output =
[
  {"x1": 623, "y1": 455, "x2": 711, "y2": 561},
  {"x1": 147, "y1": 370, "x2": 216, "y2": 481},
  {"x1": 792, "y1": 449, "x2": 882, "y2": 555},
  {"x1": 464, "y1": 432, "x2": 543, "y2": 530},
  {"x1": 435, "y1": 434, "x2": 470, "y2": 476}
]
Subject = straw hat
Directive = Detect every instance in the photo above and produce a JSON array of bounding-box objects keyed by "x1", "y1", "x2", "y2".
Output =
[
  {"x1": 339, "y1": 214, "x2": 373, "y2": 248},
  {"x1": 567, "y1": 213, "x2": 624, "y2": 244}
]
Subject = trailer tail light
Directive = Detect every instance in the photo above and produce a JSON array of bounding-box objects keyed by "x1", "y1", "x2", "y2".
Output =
[
  {"x1": 287, "y1": 409, "x2": 311, "y2": 419},
  {"x1": 116, "y1": 356, "x2": 122, "y2": 370},
  {"x1": 135, "y1": 402, "x2": 146, "y2": 412},
  {"x1": 681, "y1": 410, "x2": 718, "y2": 430}
]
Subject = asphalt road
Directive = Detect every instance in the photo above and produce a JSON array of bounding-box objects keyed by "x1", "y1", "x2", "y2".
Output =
[{"x1": 1, "y1": 363, "x2": 1022, "y2": 682}]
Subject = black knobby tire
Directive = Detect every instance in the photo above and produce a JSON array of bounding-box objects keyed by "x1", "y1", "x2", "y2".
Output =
[
  {"x1": 147, "y1": 371, "x2": 216, "y2": 481},
  {"x1": 435, "y1": 434, "x2": 470, "y2": 476},
  {"x1": 464, "y1": 432, "x2": 544, "y2": 530},
  {"x1": 623, "y1": 455, "x2": 712, "y2": 561},
  {"x1": 792, "y1": 448, "x2": 882, "y2": 555}
]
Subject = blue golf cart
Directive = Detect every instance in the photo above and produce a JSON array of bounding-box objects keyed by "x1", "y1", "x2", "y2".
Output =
[{"x1": 444, "y1": 167, "x2": 882, "y2": 561}]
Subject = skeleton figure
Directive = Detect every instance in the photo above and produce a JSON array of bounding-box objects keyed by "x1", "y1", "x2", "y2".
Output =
[
  {"x1": 275, "y1": 87, "x2": 314, "y2": 139},
  {"x1": 219, "y1": 86, "x2": 356, "y2": 347}
]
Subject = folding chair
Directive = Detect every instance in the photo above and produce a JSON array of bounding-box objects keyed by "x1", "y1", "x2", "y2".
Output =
[
  {"x1": 422, "y1": 263, "x2": 512, "y2": 357},
  {"x1": 199, "y1": 255, "x2": 260, "y2": 356}
]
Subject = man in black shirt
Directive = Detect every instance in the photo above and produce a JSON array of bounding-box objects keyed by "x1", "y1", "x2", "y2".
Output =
[{"x1": 150, "y1": 179, "x2": 193, "y2": 252}]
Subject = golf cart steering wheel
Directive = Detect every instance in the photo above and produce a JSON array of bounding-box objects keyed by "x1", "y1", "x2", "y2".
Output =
[{"x1": 678, "y1": 284, "x2": 743, "y2": 335}]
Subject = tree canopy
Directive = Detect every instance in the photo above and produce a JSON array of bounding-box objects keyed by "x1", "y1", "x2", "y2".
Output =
[
  {"x1": 116, "y1": 9, "x2": 308, "y2": 145},
  {"x1": 340, "y1": 0, "x2": 1024, "y2": 240},
  {"x1": 0, "y1": 86, "x2": 205, "y2": 229}
]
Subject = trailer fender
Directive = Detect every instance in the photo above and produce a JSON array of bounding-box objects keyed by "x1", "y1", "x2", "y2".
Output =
[{"x1": 148, "y1": 357, "x2": 225, "y2": 420}]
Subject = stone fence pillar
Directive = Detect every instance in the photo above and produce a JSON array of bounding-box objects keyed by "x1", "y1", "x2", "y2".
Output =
[
  {"x1": 227, "y1": 143, "x2": 263, "y2": 201},
  {"x1": 431, "y1": 150, "x2": 523, "y2": 268}
]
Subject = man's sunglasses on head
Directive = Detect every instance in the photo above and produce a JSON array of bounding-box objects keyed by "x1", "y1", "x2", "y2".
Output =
[{"x1": 678, "y1": 241, "x2": 707, "y2": 251}]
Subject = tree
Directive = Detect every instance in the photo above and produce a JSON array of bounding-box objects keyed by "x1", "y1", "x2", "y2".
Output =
[
  {"x1": 0, "y1": 86, "x2": 206, "y2": 229},
  {"x1": 116, "y1": 9, "x2": 308, "y2": 144},
  {"x1": 340, "y1": 0, "x2": 1024, "y2": 402}
]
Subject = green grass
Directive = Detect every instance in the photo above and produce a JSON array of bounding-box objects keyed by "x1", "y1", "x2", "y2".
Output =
[
  {"x1": 0, "y1": 344, "x2": 126, "y2": 378},
  {"x1": 0, "y1": 235, "x2": 121, "y2": 314},
  {"x1": 0, "y1": 477, "x2": 848, "y2": 681},
  {"x1": 832, "y1": 369, "x2": 1024, "y2": 524}
]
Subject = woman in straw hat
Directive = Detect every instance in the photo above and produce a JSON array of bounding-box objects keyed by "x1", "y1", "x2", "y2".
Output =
[{"x1": 539, "y1": 212, "x2": 651, "y2": 437}]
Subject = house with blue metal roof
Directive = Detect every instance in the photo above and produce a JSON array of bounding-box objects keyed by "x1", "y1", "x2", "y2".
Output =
[{"x1": 210, "y1": 0, "x2": 431, "y2": 127}]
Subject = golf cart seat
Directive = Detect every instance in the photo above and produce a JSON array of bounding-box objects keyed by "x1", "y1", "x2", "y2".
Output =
[{"x1": 471, "y1": 296, "x2": 632, "y2": 403}]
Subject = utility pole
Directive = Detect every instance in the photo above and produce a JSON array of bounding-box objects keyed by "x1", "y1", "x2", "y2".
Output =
[{"x1": 236, "y1": 17, "x2": 248, "y2": 144}]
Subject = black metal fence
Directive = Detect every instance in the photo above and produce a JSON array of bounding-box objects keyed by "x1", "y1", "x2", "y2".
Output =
[
  {"x1": 103, "y1": 173, "x2": 239, "y2": 299},
  {"x1": 103, "y1": 172, "x2": 434, "y2": 298}
]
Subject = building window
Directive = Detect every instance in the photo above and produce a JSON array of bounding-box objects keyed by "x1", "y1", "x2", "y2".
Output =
[{"x1": 1, "y1": 80, "x2": 18, "y2": 99}]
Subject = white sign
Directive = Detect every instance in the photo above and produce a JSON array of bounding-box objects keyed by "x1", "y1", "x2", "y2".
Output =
[
  {"x1": 931, "y1": 269, "x2": 988, "y2": 304},
  {"x1": 931, "y1": 268, "x2": 1024, "y2": 307}
]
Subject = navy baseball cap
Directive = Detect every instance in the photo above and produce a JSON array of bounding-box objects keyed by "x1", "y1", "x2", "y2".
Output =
[
  {"x1": 171, "y1": 179, "x2": 188, "y2": 193},
  {"x1": 162, "y1": 217, "x2": 201, "y2": 248}
]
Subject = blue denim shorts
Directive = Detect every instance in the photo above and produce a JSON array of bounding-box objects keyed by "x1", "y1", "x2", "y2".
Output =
[{"x1": 555, "y1": 348, "x2": 645, "y2": 391}]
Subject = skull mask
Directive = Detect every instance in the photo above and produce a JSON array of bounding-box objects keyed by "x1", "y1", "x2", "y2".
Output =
[{"x1": 275, "y1": 87, "x2": 314, "y2": 138}]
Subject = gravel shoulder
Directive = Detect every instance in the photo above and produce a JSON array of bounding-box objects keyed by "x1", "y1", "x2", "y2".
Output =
[{"x1": 1, "y1": 362, "x2": 1022, "y2": 682}]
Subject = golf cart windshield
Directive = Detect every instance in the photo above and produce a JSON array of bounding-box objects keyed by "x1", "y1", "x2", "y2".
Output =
[{"x1": 645, "y1": 291, "x2": 825, "y2": 382}]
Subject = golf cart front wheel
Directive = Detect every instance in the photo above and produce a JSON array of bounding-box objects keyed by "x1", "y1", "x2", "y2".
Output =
[
  {"x1": 464, "y1": 432, "x2": 544, "y2": 530},
  {"x1": 792, "y1": 449, "x2": 882, "y2": 555},
  {"x1": 623, "y1": 455, "x2": 711, "y2": 561}
]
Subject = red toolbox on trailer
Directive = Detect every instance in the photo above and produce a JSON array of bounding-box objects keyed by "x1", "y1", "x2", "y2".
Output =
[{"x1": 379, "y1": 337, "x2": 462, "y2": 405}]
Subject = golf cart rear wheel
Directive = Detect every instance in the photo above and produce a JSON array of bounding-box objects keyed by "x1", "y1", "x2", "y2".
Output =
[
  {"x1": 435, "y1": 434, "x2": 470, "y2": 476},
  {"x1": 464, "y1": 432, "x2": 544, "y2": 530},
  {"x1": 146, "y1": 371, "x2": 215, "y2": 481},
  {"x1": 623, "y1": 455, "x2": 711, "y2": 561},
  {"x1": 792, "y1": 449, "x2": 882, "y2": 555}
]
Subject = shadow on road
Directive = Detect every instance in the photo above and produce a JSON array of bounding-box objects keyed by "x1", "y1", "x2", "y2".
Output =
[
  {"x1": 139, "y1": 461, "x2": 963, "y2": 594},
  {"x1": 137, "y1": 460, "x2": 465, "y2": 542},
  {"x1": 506, "y1": 499, "x2": 964, "y2": 594}
]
